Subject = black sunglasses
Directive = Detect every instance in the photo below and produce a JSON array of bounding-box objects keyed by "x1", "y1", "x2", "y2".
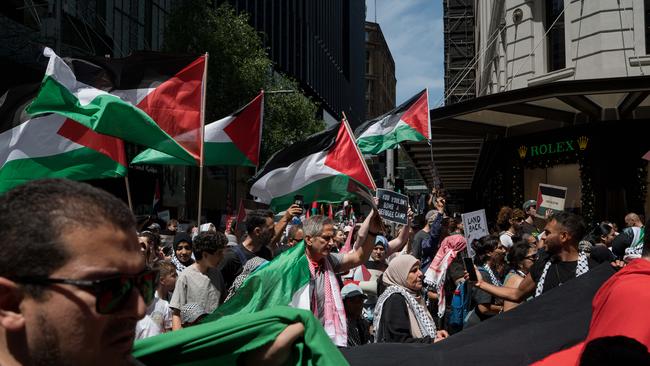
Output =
[
  {"x1": 525, "y1": 254, "x2": 539, "y2": 261},
  {"x1": 13, "y1": 269, "x2": 158, "y2": 314}
]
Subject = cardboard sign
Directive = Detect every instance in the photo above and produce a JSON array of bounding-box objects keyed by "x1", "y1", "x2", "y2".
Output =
[
  {"x1": 376, "y1": 189, "x2": 409, "y2": 225},
  {"x1": 461, "y1": 209, "x2": 488, "y2": 257},
  {"x1": 536, "y1": 183, "x2": 567, "y2": 218}
]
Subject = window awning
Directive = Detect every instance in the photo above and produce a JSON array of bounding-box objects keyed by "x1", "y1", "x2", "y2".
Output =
[{"x1": 402, "y1": 74, "x2": 650, "y2": 190}]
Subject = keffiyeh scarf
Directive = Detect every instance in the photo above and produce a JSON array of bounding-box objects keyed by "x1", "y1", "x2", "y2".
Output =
[
  {"x1": 535, "y1": 252, "x2": 589, "y2": 297},
  {"x1": 373, "y1": 285, "x2": 437, "y2": 341}
]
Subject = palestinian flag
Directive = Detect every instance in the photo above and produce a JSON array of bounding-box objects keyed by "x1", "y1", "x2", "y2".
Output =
[
  {"x1": 26, "y1": 47, "x2": 204, "y2": 164},
  {"x1": 132, "y1": 92, "x2": 263, "y2": 167},
  {"x1": 250, "y1": 120, "x2": 376, "y2": 211},
  {"x1": 133, "y1": 305, "x2": 347, "y2": 365},
  {"x1": 0, "y1": 84, "x2": 126, "y2": 193},
  {"x1": 355, "y1": 89, "x2": 430, "y2": 154}
]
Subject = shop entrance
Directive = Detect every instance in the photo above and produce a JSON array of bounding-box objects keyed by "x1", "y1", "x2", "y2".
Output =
[{"x1": 524, "y1": 164, "x2": 582, "y2": 213}]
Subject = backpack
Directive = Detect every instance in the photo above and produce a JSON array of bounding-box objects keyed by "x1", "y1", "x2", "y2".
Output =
[{"x1": 449, "y1": 281, "x2": 471, "y2": 330}]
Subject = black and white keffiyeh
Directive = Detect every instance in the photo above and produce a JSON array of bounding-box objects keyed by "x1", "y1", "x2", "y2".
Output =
[
  {"x1": 535, "y1": 252, "x2": 589, "y2": 297},
  {"x1": 373, "y1": 285, "x2": 436, "y2": 340},
  {"x1": 482, "y1": 264, "x2": 503, "y2": 287}
]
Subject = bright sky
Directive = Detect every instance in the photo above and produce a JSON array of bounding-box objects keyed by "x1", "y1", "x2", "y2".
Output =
[{"x1": 365, "y1": 0, "x2": 444, "y2": 108}]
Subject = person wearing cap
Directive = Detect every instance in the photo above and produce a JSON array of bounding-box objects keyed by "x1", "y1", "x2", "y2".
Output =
[
  {"x1": 411, "y1": 198, "x2": 446, "y2": 271},
  {"x1": 342, "y1": 283, "x2": 371, "y2": 347},
  {"x1": 350, "y1": 235, "x2": 390, "y2": 321},
  {"x1": 180, "y1": 303, "x2": 208, "y2": 327},
  {"x1": 522, "y1": 200, "x2": 541, "y2": 237}
]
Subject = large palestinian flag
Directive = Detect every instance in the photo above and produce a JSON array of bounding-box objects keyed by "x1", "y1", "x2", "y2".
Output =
[
  {"x1": 132, "y1": 92, "x2": 264, "y2": 167},
  {"x1": 26, "y1": 47, "x2": 205, "y2": 164},
  {"x1": 355, "y1": 89, "x2": 430, "y2": 154},
  {"x1": 0, "y1": 84, "x2": 126, "y2": 193},
  {"x1": 250, "y1": 120, "x2": 376, "y2": 211}
]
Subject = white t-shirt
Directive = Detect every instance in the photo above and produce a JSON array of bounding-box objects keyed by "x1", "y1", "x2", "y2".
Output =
[
  {"x1": 499, "y1": 231, "x2": 514, "y2": 248},
  {"x1": 135, "y1": 293, "x2": 172, "y2": 340}
]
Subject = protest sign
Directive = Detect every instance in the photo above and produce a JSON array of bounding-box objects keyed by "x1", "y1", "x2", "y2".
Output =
[
  {"x1": 536, "y1": 183, "x2": 567, "y2": 218},
  {"x1": 376, "y1": 189, "x2": 409, "y2": 225},
  {"x1": 461, "y1": 209, "x2": 488, "y2": 257},
  {"x1": 157, "y1": 210, "x2": 170, "y2": 223}
]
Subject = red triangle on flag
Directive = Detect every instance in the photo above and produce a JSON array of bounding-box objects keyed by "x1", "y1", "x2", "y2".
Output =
[
  {"x1": 136, "y1": 55, "x2": 206, "y2": 162},
  {"x1": 324, "y1": 121, "x2": 376, "y2": 190},
  {"x1": 223, "y1": 92, "x2": 264, "y2": 166},
  {"x1": 57, "y1": 119, "x2": 127, "y2": 166},
  {"x1": 400, "y1": 90, "x2": 430, "y2": 139}
]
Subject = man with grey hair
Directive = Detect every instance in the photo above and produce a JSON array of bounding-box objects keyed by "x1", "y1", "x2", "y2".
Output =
[{"x1": 302, "y1": 209, "x2": 382, "y2": 346}]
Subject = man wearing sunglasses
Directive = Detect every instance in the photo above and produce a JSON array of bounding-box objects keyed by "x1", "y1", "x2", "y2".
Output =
[{"x1": 0, "y1": 179, "x2": 149, "y2": 366}]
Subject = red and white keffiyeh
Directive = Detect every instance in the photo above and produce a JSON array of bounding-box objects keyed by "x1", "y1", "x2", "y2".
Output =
[
  {"x1": 424, "y1": 234, "x2": 467, "y2": 318},
  {"x1": 307, "y1": 257, "x2": 348, "y2": 347}
]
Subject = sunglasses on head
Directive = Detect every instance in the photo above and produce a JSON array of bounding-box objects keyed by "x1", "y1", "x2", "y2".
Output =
[{"x1": 13, "y1": 269, "x2": 158, "y2": 314}]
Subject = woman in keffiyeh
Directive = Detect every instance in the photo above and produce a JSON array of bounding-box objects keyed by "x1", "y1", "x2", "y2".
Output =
[
  {"x1": 373, "y1": 254, "x2": 449, "y2": 343},
  {"x1": 171, "y1": 233, "x2": 195, "y2": 273}
]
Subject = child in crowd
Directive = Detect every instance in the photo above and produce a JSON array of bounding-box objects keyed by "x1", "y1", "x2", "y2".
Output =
[{"x1": 135, "y1": 261, "x2": 177, "y2": 339}]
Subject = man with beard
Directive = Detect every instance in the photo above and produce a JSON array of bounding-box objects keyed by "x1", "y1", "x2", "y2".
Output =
[
  {"x1": 0, "y1": 179, "x2": 148, "y2": 366},
  {"x1": 219, "y1": 210, "x2": 276, "y2": 289},
  {"x1": 471, "y1": 212, "x2": 598, "y2": 301}
]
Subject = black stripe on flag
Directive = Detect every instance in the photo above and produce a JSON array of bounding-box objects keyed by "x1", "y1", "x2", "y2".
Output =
[
  {"x1": 540, "y1": 185, "x2": 566, "y2": 198},
  {"x1": 0, "y1": 83, "x2": 41, "y2": 134},
  {"x1": 354, "y1": 89, "x2": 426, "y2": 137},
  {"x1": 250, "y1": 124, "x2": 339, "y2": 183}
]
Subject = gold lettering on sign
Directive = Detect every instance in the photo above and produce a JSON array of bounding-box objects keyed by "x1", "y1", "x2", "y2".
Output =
[{"x1": 577, "y1": 136, "x2": 588, "y2": 150}]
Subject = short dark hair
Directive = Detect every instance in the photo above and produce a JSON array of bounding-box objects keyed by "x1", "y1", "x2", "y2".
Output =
[
  {"x1": 246, "y1": 209, "x2": 274, "y2": 234},
  {"x1": 193, "y1": 231, "x2": 227, "y2": 260},
  {"x1": 0, "y1": 179, "x2": 135, "y2": 297},
  {"x1": 472, "y1": 235, "x2": 500, "y2": 266},
  {"x1": 507, "y1": 241, "x2": 534, "y2": 272},
  {"x1": 551, "y1": 211, "x2": 586, "y2": 245}
]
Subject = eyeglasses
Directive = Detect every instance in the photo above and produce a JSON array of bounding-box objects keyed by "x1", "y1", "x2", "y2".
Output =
[
  {"x1": 13, "y1": 269, "x2": 158, "y2": 315},
  {"x1": 524, "y1": 254, "x2": 539, "y2": 261}
]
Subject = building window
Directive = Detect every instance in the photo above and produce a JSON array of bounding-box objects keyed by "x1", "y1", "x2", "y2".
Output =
[
  {"x1": 646, "y1": 0, "x2": 650, "y2": 53},
  {"x1": 545, "y1": 0, "x2": 566, "y2": 72},
  {"x1": 366, "y1": 50, "x2": 372, "y2": 74}
]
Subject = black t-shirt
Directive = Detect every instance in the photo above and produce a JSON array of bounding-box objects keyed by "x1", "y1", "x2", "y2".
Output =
[
  {"x1": 529, "y1": 251, "x2": 598, "y2": 294},
  {"x1": 219, "y1": 244, "x2": 272, "y2": 289}
]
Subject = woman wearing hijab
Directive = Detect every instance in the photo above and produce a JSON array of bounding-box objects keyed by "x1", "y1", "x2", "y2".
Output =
[
  {"x1": 373, "y1": 255, "x2": 449, "y2": 343},
  {"x1": 171, "y1": 233, "x2": 195, "y2": 273}
]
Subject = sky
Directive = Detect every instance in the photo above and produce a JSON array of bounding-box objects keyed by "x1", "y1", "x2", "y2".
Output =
[{"x1": 365, "y1": 0, "x2": 445, "y2": 108}]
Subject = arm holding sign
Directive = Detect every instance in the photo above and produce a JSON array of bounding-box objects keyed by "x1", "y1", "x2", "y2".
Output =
[
  {"x1": 340, "y1": 209, "x2": 383, "y2": 273},
  {"x1": 387, "y1": 208, "x2": 414, "y2": 255}
]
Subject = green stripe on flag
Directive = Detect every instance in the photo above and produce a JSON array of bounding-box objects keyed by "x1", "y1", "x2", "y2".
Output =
[
  {"x1": 0, "y1": 148, "x2": 126, "y2": 193},
  {"x1": 132, "y1": 141, "x2": 255, "y2": 167},
  {"x1": 357, "y1": 123, "x2": 426, "y2": 154},
  {"x1": 132, "y1": 306, "x2": 348, "y2": 365},
  {"x1": 26, "y1": 76, "x2": 195, "y2": 164},
  {"x1": 266, "y1": 175, "x2": 361, "y2": 212}
]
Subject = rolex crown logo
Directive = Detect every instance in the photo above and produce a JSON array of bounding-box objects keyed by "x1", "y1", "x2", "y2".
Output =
[
  {"x1": 518, "y1": 145, "x2": 527, "y2": 159},
  {"x1": 577, "y1": 136, "x2": 588, "y2": 150}
]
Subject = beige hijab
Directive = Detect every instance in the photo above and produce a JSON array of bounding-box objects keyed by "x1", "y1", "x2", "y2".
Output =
[{"x1": 382, "y1": 254, "x2": 433, "y2": 338}]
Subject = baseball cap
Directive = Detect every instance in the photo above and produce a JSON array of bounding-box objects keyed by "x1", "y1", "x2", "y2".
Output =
[
  {"x1": 341, "y1": 283, "x2": 367, "y2": 300},
  {"x1": 523, "y1": 200, "x2": 537, "y2": 210},
  {"x1": 181, "y1": 303, "x2": 208, "y2": 325}
]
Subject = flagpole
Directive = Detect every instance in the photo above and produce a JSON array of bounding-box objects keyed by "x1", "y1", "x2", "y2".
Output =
[
  {"x1": 124, "y1": 176, "x2": 133, "y2": 212},
  {"x1": 342, "y1": 112, "x2": 376, "y2": 191},
  {"x1": 197, "y1": 52, "x2": 208, "y2": 227}
]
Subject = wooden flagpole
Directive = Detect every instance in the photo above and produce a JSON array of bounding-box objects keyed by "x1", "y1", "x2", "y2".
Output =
[
  {"x1": 197, "y1": 52, "x2": 208, "y2": 227},
  {"x1": 124, "y1": 176, "x2": 133, "y2": 212}
]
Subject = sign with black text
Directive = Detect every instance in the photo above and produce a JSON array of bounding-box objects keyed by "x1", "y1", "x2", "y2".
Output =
[
  {"x1": 376, "y1": 189, "x2": 409, "y2": 225},
  {"x1": 461, "y1": 209, "x2": 488, "y2": 257},
  {"x1": 536, "y1": 183, "x2": 567, "y2": 218}
]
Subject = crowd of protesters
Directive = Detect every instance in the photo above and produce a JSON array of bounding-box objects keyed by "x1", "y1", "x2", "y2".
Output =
[
  {"x1": 2, "y1": 179, "x2": 650, "y2": 366},
  {"x1": 128, "y1": 185, "x2": 649, "y2": 349}
]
